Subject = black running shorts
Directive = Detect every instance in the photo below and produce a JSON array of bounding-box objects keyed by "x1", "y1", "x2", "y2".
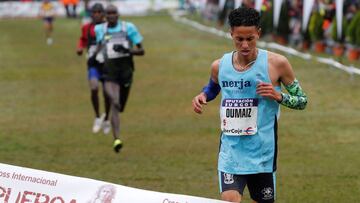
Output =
[{"x1": 219, "y1": 171, "x2": 276, "y2": 203}]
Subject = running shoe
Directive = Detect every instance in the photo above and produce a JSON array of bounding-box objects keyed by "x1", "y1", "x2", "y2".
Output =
[
  {"x1": 92, "y1": 114, "x2": 105, "y2": 133},
  {"x1": 102, "y1": 120, "x2": 111, "y2": 135},
  {"x1": 113, "y1": 139, "x2": 123, "y2": 153}
]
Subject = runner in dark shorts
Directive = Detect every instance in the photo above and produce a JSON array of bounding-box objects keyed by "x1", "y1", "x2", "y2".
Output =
[{"x1": 93, "y1": 5, "x2": 145, "y2": 153}]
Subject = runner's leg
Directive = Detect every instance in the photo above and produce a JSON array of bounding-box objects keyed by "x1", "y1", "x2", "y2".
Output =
[
  {"x1": 89, "y1": 78, "x2": 100, "y2": 118},
  {"x1": 104, "y1": 81, "x2": 120, "y2": 140}
]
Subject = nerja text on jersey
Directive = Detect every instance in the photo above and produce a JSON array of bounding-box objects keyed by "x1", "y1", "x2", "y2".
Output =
[{"x1": 221, "y1": 79, "x2": 252, "y2": 90}]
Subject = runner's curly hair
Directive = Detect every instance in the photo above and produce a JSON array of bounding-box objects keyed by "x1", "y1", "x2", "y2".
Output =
[{"x1": 228, "y1": 7, "x2": 260, "y2": 28}]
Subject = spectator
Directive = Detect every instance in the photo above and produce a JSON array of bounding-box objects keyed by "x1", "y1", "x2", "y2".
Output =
[
  {"x1": 202, "y1": 0, "x2": 219, "y2": 21},
  {"x1": 288, "y1": 0, "x2": 303, "y2": 48},
  {"x1": 62, "y1": 0, "x2": 79, "y2": 18}
]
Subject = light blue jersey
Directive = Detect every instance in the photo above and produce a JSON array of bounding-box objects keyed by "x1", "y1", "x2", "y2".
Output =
[
  {"x1": 218, "y1": 49, "x2": 281, "y2": 174},
  {"x1": 94, "y1": 20, "x2": 143, "y2": 45}
]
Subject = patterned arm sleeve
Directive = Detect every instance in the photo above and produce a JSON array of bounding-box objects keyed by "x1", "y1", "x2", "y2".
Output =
[{"x1": 279, "y1": 79, "x2": 308, "y2": 110}]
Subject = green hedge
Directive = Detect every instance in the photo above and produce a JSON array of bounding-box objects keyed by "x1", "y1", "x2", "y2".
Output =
[
  {"x1": 308, "y1": 12, "x2": 324, "y2": 42},
  {"x1": 346, "y1": 11, "x2": 360, "y2": 46},
  {"x1": 331, "y1": 18, "x2": 347, "y2": 43}
]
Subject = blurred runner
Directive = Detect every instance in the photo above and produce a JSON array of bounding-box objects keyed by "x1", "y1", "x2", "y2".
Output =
[
  {"x1": 39, "y1": 0, "x2": 55, "y2": 45},
  {"x1": 93, "y1": 5, "x2": 145, "y2": 153},
  {"x1": 77, "y1": 3, "x2": 111, "y2": 135}
]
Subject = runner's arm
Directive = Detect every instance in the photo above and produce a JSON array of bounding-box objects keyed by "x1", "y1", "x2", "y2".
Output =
[
  {"x1": 257, "y1": 54, "x2": 307, "y2": 110},
  {"x1": 203, "y1": 60, "x2": 220, "y2": 102},
  {"x1": 192, "y1": 60, "x2": 220, "y2": 114},
  {"x1": 279, "y1": 79, "x2": 307, "y2": 110},
  {"x1": 278, "y1": 56, "x2": 307, "y2": 110},
  {"x1": 77, "y1": 25, "x2": 88, "y2": 55},
  {"x1": 130, "y1": 43, "x2": 145, "y2": 56}
]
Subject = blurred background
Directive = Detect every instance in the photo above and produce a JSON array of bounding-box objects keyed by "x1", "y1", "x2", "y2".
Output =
[{"x1": 1, "y1": 0, "x2": 359, "y2": 61}]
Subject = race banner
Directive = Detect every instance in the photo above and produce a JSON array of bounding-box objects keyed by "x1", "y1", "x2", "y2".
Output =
[{"x1": 0, "y1": 163, "x2": 228, "y2": 203}]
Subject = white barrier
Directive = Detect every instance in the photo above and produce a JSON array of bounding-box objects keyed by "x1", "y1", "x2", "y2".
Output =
[
  {"x1": 171, "y1": 12, "x2": 360, "y2": 76},
  {"x1": 0, "y1": 163, "x2": 228, "y2": 203}
]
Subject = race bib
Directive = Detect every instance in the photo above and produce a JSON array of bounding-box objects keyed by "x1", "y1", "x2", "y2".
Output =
[
  {"x1": 87, "y1": 45, "x2": 104, "y2": 63},
  {"x1": 106, "y1": 40, "x2": 130, "y2": 59},
  {"x1": 220, "y1": 98, "x2": 258, "y2": 136}
]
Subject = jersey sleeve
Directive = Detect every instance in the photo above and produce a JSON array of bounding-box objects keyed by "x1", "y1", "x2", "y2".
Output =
[
  {"x1": 126, "y1": 22, "x2": 143, "y2": 45},
  {"x1": 77, "y1": 24, "x2": 89, "y2": 49}
]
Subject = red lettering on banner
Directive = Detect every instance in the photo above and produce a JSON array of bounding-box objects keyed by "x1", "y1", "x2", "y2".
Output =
[
  {"x1": 8, "y1": 190, "x2": 77, "y2": 203},
  {"x1": 15, "y1": 191, "x2": 21, "y2": 203},
  {"x1": 50, "y1": 197, "x2": 65, "y2": 203},
  {"x1": 21, "y1": 191, "x2": 35, "y2": 203},
  {"x1": 35, "y1": 193, "x2": 50, "y2": 203},
  {"x1": 0, "y1": 186, "x2": 11, "y2": 203}
]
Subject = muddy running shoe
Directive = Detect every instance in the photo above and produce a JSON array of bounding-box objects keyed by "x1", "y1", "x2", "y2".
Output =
[
  {"x1": 102, "y1": 120, "x2": 111, "y2": 135},
  {"x1": 92, "y1": 114, "x2": 105, "y2": 133}
]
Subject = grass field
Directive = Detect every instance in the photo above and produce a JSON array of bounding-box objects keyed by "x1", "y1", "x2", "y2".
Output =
[{"x1": 0, "y1": 14, "x2": 360, "y2": 202}]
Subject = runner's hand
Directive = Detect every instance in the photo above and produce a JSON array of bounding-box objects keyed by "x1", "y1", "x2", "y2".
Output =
[
  {"x1": 256, "y1": 82, "x2": 282, "y2": 102},
  {"x1": 192, "y1": 92, "x2": 207, "y2": 114},
  {"x1": 76, "y1": 48, "x2": 83, "y2": 56},
  {"x1": 113, "y1": 44, "x2": 129, "y2": 53}
]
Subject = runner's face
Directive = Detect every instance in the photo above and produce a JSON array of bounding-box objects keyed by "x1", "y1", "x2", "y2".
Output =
[
  {"x1": 230, "y1": 26, "x2": 260, "y2": 57},
  {"x1": 106, "y1": 11, "x2": 118, "y2": 24},
  {"x1": 91, "y1": 11, "x2": 103, "y2": 23}
]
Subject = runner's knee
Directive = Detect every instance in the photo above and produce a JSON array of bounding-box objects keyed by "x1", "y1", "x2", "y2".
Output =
[
  {"x1": 89, "y1": 79, "x2": 99, "y2": 90},
  {"x1": 221, "y1": 190, "x2": 242, "y2": 202}
]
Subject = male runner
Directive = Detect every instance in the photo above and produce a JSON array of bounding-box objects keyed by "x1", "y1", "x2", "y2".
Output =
[
  {"x1": 192, "y1": 7, "x2": 307, "y2": 203},
  {"x1": 77, "y1": 3, "x2": 111, "y2": 134},
  {"x1": 93, "y1": 5, "x2": 145, "y2": 153}
]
